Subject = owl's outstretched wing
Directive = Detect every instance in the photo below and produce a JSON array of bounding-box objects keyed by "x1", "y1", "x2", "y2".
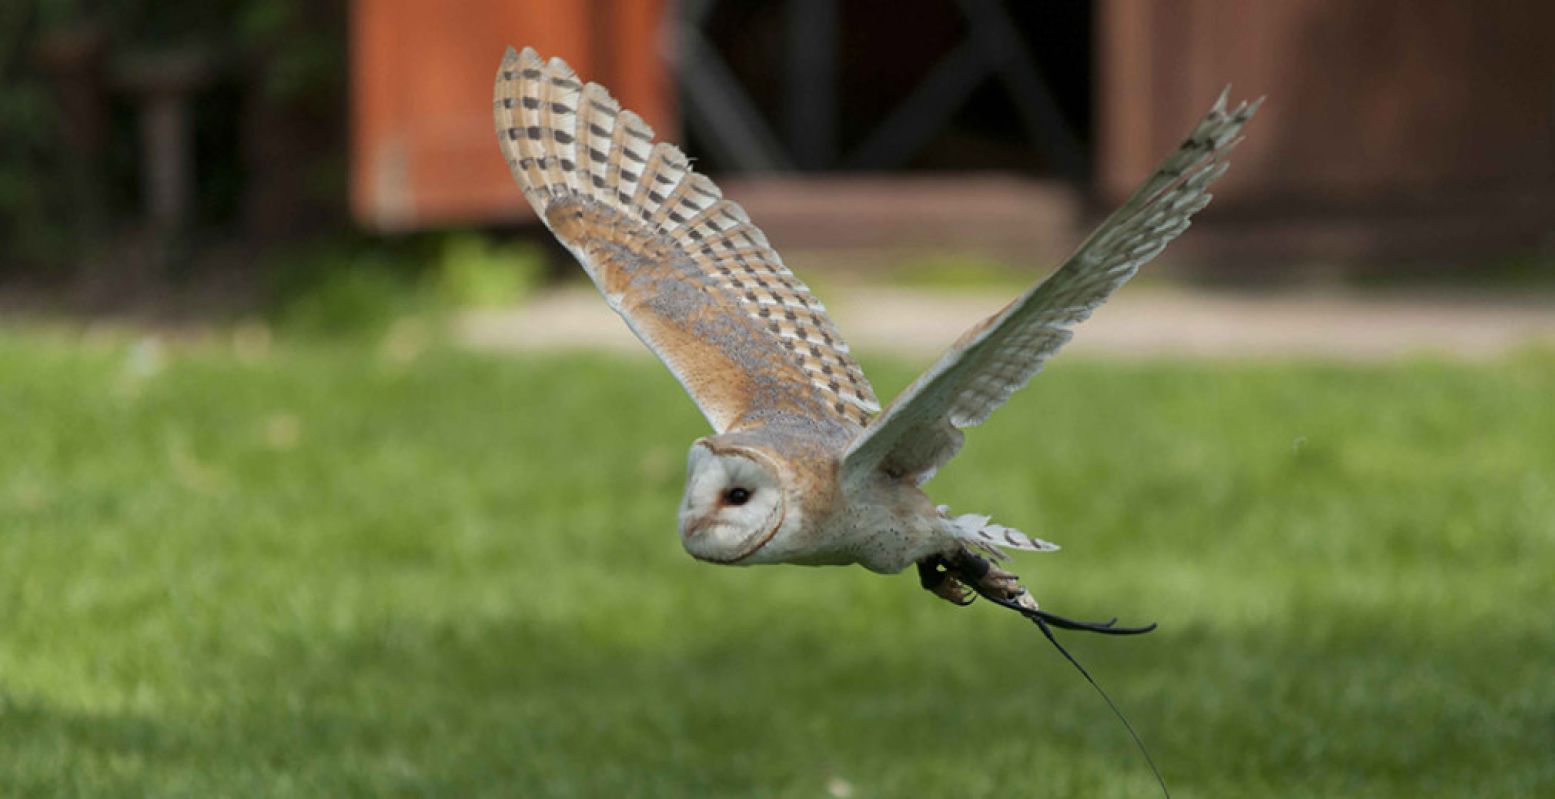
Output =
[
  {"x1": 494, "y1": 47, "x2": 879, "y2": 434},
  {"x1": 843, "y1": 90, "x2": 1262, "y2": 483}
]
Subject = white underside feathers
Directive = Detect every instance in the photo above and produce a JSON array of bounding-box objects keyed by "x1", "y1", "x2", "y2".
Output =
[{"x1": 937, "y1": 505, "x2": 1059, "y2": 559}]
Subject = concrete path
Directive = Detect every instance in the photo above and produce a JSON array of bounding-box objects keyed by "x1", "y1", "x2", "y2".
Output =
[{"x1": 459, "y1": 284, "x2": 1555, "y2": 361}]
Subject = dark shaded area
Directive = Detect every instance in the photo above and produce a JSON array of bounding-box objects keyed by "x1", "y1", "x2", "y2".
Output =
[
  {"x1": 1, "y1": 0, "x2": 347, "y2": 291},
  {"x1": 690, "y1": 0, "x2": 1091, "y2": 174}
]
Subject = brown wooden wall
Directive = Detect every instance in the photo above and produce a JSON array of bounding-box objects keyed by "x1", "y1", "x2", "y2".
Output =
[
  {"x1": 1097, "y1": 0, "x2": 1555, "y2": 207},
  {"x1": 350, "y1": 0, "x2": 671, "y2": 230},
  {"x1": 348, "y1": 0, "x2": 1552, "y2": 264}
]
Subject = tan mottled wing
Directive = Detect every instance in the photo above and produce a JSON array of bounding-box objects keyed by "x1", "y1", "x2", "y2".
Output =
[
  {"x1": 843, "y1": 90, "x2": 1262, "y2": 483},
  {"x1": 493, "y1": 47, "x2": 879, "y2": 433}
]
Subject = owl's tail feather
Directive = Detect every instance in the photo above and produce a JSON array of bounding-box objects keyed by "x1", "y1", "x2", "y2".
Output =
[{"x1": 936, "y1": 505, "x2": 1058, "y2": 560}]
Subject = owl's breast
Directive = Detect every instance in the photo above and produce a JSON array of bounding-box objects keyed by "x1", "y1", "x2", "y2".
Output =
[
  {"x1": 815, "y1": 477, "x2": 950, "y2": 574},
  {"x1": 848, "y1": 506, "x2": 947, "y2": 574}
]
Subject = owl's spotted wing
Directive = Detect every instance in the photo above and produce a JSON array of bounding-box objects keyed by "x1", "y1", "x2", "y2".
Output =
[
  {"x1": 843, "y1": 90, "x2": 1261, "y2": 483},
  {"x1": 494, "y1": 47, "x2": 879, "y2": 433}
]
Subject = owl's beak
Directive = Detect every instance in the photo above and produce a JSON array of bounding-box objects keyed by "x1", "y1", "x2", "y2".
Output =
[{"x1": 679, "y1": 512, "x2": 715, "y2": 542}]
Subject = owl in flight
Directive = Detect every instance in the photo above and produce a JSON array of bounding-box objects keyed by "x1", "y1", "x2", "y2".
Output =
[{"x1": 494, "y1": 47, "x2": 1259, "y2": 632}]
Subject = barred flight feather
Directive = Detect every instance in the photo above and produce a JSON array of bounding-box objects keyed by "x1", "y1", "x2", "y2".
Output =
[
  {"x1": 494, "y1": 47, "x2": 879, "y2": 432},
  {"x1": 844, "y1": 89, "x2": 1262, "y2": 482}
]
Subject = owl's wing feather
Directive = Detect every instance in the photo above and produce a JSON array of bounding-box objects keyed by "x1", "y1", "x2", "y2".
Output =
[
  {"x1": 494, "y1": 47, "x2": 880, "y2": 433},
  {"x1": 843, "y1": 90, "x2": 1262, "y2": 482}
]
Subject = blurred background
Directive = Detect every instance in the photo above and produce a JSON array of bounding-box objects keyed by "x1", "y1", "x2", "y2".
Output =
[
  {"x1": 4, "y1": 0, "x2": 1553, "y2": 317},
  {"x1": 2, "y1": 1, "x2": 1554, "y2": 796}
]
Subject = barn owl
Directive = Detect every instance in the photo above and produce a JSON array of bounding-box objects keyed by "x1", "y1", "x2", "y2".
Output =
[{"x1": 493, "y1": 47, "x2": 1259, "y2": 633}]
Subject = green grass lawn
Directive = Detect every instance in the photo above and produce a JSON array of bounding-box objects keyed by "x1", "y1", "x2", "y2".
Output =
[{"x1": 2, "y1": 327, "x2": 1552, "y2": 797}]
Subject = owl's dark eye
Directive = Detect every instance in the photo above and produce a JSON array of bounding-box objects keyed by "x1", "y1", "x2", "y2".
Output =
[{"x1": 725, "y1": 487, "x2": 752, "y2": 506}]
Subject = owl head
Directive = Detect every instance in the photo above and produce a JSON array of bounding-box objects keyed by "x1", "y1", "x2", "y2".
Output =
[{"x1": 678, "y1": 438, "x2": 797, "y2": 564}]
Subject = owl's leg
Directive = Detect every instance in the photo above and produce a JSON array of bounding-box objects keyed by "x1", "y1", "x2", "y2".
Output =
[
  {"x1": 915, "y1": 546, "x2": 1022, "y2": 607},
  {"x1": 945, "y1": 547, "x2": 1038, "y2": 611},
  {"x1": 916, "y1": 557, "x2": 973, "y2": 606}
]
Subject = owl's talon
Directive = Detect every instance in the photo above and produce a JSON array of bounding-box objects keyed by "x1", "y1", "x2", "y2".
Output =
[
  {"x1": 917, "y1": 558, "x2": 975, "y2": 605},
  {"x1": 936, "y1": 581, "x2": 975, "y2": 606}
]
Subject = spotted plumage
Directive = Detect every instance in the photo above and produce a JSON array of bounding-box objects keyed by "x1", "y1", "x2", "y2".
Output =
[{"x1": 493, "y1": 46, "x2": 1260, "y2": 606}]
